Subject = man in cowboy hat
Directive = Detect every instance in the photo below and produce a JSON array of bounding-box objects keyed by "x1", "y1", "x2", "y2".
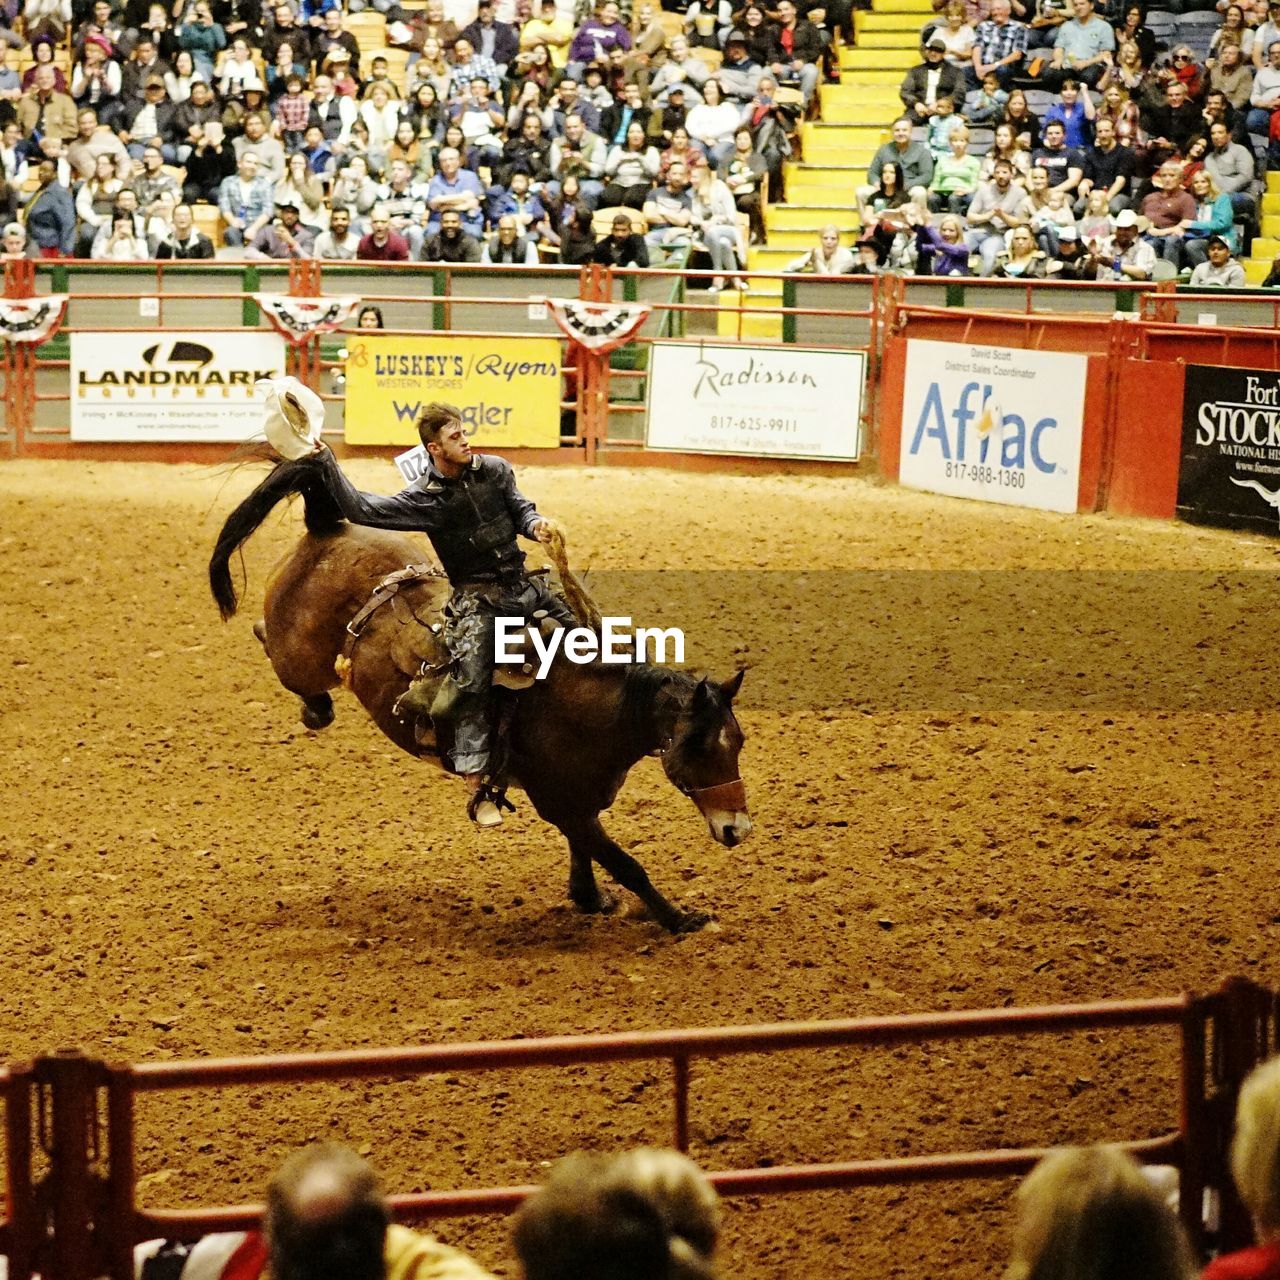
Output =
[{"x1": 311, "y1": 407, "x2": 574, "y2": 827}]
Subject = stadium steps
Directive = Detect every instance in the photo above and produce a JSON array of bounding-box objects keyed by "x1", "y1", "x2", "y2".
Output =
[{"x1": 1242, "y1": 172, "x2": 1280, "y2": 281}]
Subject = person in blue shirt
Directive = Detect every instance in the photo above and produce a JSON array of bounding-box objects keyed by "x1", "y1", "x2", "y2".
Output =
[
  {"x1": 425, "y1": 145, "x2": 486, "y2": 236},
  {"x1": 1042, "y1": 78, "x2": 1095, "y2": 146}
]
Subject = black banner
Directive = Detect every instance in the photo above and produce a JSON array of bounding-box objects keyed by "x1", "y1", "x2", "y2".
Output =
[{"x1": 1178, "y1": 364, "x2": 1280, "y2": 533}]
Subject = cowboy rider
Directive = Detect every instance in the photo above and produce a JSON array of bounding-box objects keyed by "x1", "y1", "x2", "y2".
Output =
[{"x1": 312, "y1": 403, "x2": 574, "y2": 828}]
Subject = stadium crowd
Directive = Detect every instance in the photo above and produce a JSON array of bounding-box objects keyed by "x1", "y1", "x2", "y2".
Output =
[
  {"x1": 132, "y1": 1051, "x2": 1280, "y2": 1280},
  {"x1": 0, "y1": 0, "x2": 824, "y2": 285}
]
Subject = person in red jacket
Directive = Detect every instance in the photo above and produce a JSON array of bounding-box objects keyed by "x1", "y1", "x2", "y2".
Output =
[{"x1": 1205, "y1": 1057, "x2": 1280, "y2": 1280}]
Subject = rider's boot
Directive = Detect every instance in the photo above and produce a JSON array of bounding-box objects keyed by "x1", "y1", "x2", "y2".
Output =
[
  {"x1": 393, "y1": 670, "x2": 438, "y2": 721},
  {"x1": 465, "y1": 772, "x2": 503, "y2": 828}
]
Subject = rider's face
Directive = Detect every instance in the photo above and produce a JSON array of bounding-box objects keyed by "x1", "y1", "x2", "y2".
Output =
[{"x1": 429, "y1": 421, "x2": 472, "y2": 468}]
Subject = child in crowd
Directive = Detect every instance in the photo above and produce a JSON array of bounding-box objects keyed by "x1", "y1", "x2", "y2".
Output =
[
  {"x1": 1030, "y1": 186, "x2": 1076, "y2": 255},
  {"x1": 1078, "y1": 189, "x2": 1113, "y2": 246},
  {"x1": 926, "y1": 94, "x2": 964, "y2": 158},
  {"x1": 966, "y1": 72, "x2": 1008, "y2": 126}
]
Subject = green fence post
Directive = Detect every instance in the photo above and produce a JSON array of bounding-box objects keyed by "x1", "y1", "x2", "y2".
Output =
[
  {"x1": 945, "y1": 283, "x2": 965, "y2": 307},
  {"x1": 782, "y1": 277, "x2": 797, "y2": 344},
  {"x1": 432, "y1": 269, "x2": 446, "y2": 330},
  {"x1": 242, "y1": 266, "x2": 259, "y2": 327}
]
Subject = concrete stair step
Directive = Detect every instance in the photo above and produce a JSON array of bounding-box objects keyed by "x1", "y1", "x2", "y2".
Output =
[
  {"x1": 748, "y1": 245, "x2": 802, "y2": 270},
  {"x1": 822, "y1": 103, "x2": 901, "y2": 125},
  {"x1": 762, "y1": 225, "x2": 854, "y2": 247},
  {"x1": 819, "y1": 83, "x2": 903, "y2": 103},
  {"x1": 1262, "y1": 192, "x2": 1280, "y2": 214},
  {"x1": 767, "y1": 203, "x2": 859, "y2": 228},
  {"x1": 1251, "y1": 236, "x2": 1280, "y2": 258},
  {"x1": 1244, "y1": 257, "x2": 1271, "y2": 283},
  {"x1": 856, "y1": 29, "x2": 923, "y2": 46},
  {"x1": 802, "y1": 121, "x2": 886, "y2": 143},
  {"x1": 827, "y1": 67, "x2": 908, "y2": 83},
  {"x1": 715, "y1": 293, "x2": 783, "y2": 339},
  {"x1": 840, "y1": 46, "x2": 919, "y2": 67},
  {"x1": 857, "y1": 10, "x2": 930, "y2": 30},
  {"x1": 786, "y1": 162, "x2": 867, "y2": 186},
  {"x1": 872, "y1": 0, "x2": 933, "y2": 11},
  {"x1": 785, "y1": 183, "x2": 858, "y2": 205},
  {"x1": 1268, "y1": 171, "x2": 1280, "y2": 192},
  {"x1": 1263, "y1": 214, "x2": 1280, "y2": 237}
]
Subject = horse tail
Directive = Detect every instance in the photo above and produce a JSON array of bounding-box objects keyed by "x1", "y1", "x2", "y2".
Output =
[{"x1": 209, "y1": 457, "x2": 345, "y2": 620}]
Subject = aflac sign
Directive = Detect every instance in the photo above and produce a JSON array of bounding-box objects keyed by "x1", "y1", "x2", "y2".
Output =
[{"x1": 898, "y1": 339, "x2": 1086, "y2": 514}]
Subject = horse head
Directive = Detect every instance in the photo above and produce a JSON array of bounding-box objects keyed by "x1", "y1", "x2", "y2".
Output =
[{"x1": 660, "y1": 669, "x2": 752, "y2": 849}]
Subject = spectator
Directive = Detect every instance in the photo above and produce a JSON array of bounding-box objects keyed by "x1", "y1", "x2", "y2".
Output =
[
  {"x1": 1075, "y1": 114, "x2": 1133, "y2": 212},
  {"x1": 1204, "y1": 1056, "x2": 1280, "y2": 1280},
  {"x1": 480, "y1": 211, "x2": 538, "y2": 261},
  {"x1": 1088, "y1": 205, "x2": 1155, "y2": 276},
  {"x1": 784, "y1": 223, "x2": 854, "y2": 272},
  {"x1": 1182, "y1": 167, "x2": 1236, "y2": 265},
  {"x1": 863, "y1": 116, "x2": 934, "y2": 206},
  {"x1": 18, "y1": 65, "x2": 78, "y2": 143},
  {"x1": 173, "y1": 78, "x2": 220, "y2": 157},
  {"x1": 689, "y1": 152, "x2": 742, "y2": 288},
  {"x1": 926, "y1": 92, "x2": 965, "y2": 155},
  {"x1": 969, "y1": 0, "x2": 1028, "y2": 92},
  {"x1": 330, "y1": 153, "x2": 379, "y2": 228},
  {"x1": 1079, "y1": 185, "x2": 1113, "y2": 239},
  {"x1": 1140, "y1": 160, "x2": 1196, "y2": 265},
  {"x1": 417, "y1": 205, "x2": 480, "y2": 260},
  {"x1": 965, "y1": 156, "x2": 1031, "y2": 272},
  {"x1": 1255, "y1": 1, "x2": 1280, "y2": 69},
  {"x1": 601, "y1": 118, "x2": 660, "y2": 207},
  {"x1": 247, "y1": 196, "x2": 316, "y2": 258},
  {"x1": 176, "y1": 2, "x2": 226, "y2": 82},
  {"x1": 134, "y1": 142, "x2": 180, "y2": 212},
  {"x1": 935, "y1": 1, "x2": 977, "y2": 69},
  {"x1": 312, "y1": 8, "x2": 360, "y2": 77},
  {"x1": 1049, "y1": 0, "x2": 1113, "y2": 88},
  {"x1": 425, "y1": 144, "x2": 485, "y2": 235},
  {"x1": 566, "y1": 0, "x2": 632, "y2": 81},
  {"x1": 1108, "y1": 37, "x2": 1157, "y2": 107},
  {"x1": 1111, "y1": 1, "x2": 1154, "y2": 65},
  {"x1": 1030, "y1": 182, "x2": 1076, "y2": 252},
  {"x1": 981, "y1": 119, "x2": 1031, "y2": 180},
  {"x1": 377, "y1": 155, "x2": 427, "y2": 252},
  {"x1": 994, "y1": 222, "x2": 1050, "y2": 275},
  {"x1": 1033, "y1": 119, "x2": 1084, "y2": 195},
  {"x1": 233, "y1": 109, "x2": 285, "y2": 183},
  {"x1": 22, "y1": 36, "x2": 69, "y2": 95},
  {"x1": 769, "y1": 0, "x2": 823, "y2": 105},
  {"x1": 314, "y1": 204, "x2": 360, "y2": 258},
  {"x1": 489, "y1": 167, "x2": 544, "y2": 235},
  {"x1": 547, "y1": 112, "x2": 606, "y2": 207},
  {"x1": 554, "y1": 199, "x2": 596, "y2": 262},
  {"x1": 967, "y1": 70, "x2": 1009, "y2": 123},
  {"x1": 907, "y1": 207, "x2": 971, "y2": 274},
  {"x1": 387, "y1": 119, "x2": 431, "y2": 183},
  {"x1": 72, "y1": 34, "x2": 124, "y2": 124},
  {"x1": 1043, "y1": 77, "x2": 1095, "y2": 146},
  {"x1": 1053, "y1": 222, "x2": 1096, "y2": 274},
  {"x1": 543, "y1": 78, "x2": 600, "y2": 137},
  {"x1": 461, "y1": 0, "x2": 519, "y2": 76},
  {"x1": 930, "y1": 0, "x2": 990, "y2": 35},
  {"x1": 88, "y1": 183, "x2": 148, "y2": 253},
  {"x1": 928, "y1": 122, "x2": 981, "y2": 211},
  {"x1": 24, "y1": 0, "x2": 70, "y2": 46},
  {"x1": 495, "y1": 110, "x2": 552, "y2": 187},
  {"x1": 139, "y1": 1143, "x2": 495, "y2": 1280},
  {"x1": 275, "y1": 150, "x2": 326, "y2": 225},
  {"x1": 902, "y1": 36, "x2": 965, "y2": 119},
  {"x1": 152, "y1": 202, "x2": 214, "y2": 256},
  {"x1": 91, "y1": 205, "x2": 149, "y2": 258},
  {"x1": 685, "y1": 79, "x2": 739, "y2": 167},
  {"x1": 720, "y1": 125, "x2": 766, "y2": 242},
  {"x1": 1206, "y1": 118, "x2": 1256, "y2": 220},
  {"x1": 1002, "y1": 85, "x2": 1042, "y2": 147},
  {"x1": 600, "y1": 80, "x2": 651, "y2": 149},
  {"x1": 22, "y1": 158, "x2": 75, "y2": 256},
  {"x1": 1210, "y1": 6, "x2": 1254, "y2": 64},
  {"x1": 74, "y1": 150, "x2": 124, "y2": 253},
  {"x1": 273, "y1": 72, "x2": 310, "y2": 149},
  {"x1": 1249, "y1": 41, "x2": 1280, "y2": 134},
  {"x1": 520, "y1": 0, "x2": 573, "y2": 69},
  {"x1": 717, "y1": 31, "x2": 763, "y2": 104},
  {"x1": 857, "y1": 158, "x2": 911, "y2": 259},
  {"x1": 217, "y1": 149, "x2": 273, "y2": 246},
  {"x1": 74, "y1": 1, "x2": 121, "y2": 60},
  {"x1": 183, "y1": 117, "x2": 236, "y2": 203},
  {"x1": 592, "y1": 209, "x2": 648, "y2": 264},
  {"x1": 67, "y1": 105, "x2": 131, "y2": 179},
  {"x1": 1187, "y1": 232, "x2": 1245, "y2": 284},
  {"x1": 358, "y1": 203, "x2": 410, "y2": 259},
  {"x1": 514, "y1": 1148, "x2": 720, "y2": 1280},
  {"x1": 651, "y1": 35, "x2": 711, "y2": 106},
  {"x1": 1005, "y1": 1146, "x2": 1196, "y2": 1280},
  {"x1": 643, "y1": 158, "x2": 695, "y2": 257},
  {"x1": 165, "y1": 50, "x2": 203, "y2": 104},
  {"x1": 0, "y1": 220, "x2": 29, "y2": 258},
  {"x1": 1025, "y1": 0, "x2": 1070, "y2": 51},
  {"x1": 1209, "y1": 44, "x2": 1255, "y2": 115},
  {"x1": 1097, "y1": 80, "x2": 1142, "y2": 149},
  {"x1": 122, "y1": 36, "x2": 171, "y2": 104},
  {"x1": 1168, "y1": 45, "x2": 1204, "y2": 102},
  {"x1": 357, "y1": 304, "x2": 383, "y2": 328}
]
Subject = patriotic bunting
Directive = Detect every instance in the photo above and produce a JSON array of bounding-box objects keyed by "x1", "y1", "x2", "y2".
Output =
[
  {"x1": 0, "y1": 293, "x2": 67, "y2": 344},
  {"x1": 254, "y1": 294, "x2": 362, "y2": 344},
  {"x1": 541, "y1": 297, "x2": 651, "y2": 354}
]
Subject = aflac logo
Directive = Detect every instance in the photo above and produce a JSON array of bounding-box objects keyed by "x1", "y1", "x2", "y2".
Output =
[{"x1": 908, "y1": 382, "x2": 1062, "y2": 474}]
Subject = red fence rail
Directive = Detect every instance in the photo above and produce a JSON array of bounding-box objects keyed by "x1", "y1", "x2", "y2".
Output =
[{"x1": 0, "y1": 976, "x2": 1253, "y2": 1280}]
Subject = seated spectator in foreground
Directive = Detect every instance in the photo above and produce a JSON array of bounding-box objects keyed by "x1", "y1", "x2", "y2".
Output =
[
  {"x1": 784, "y1": 224, "x2": 856, "y2": 273},
  {"x1": 138, "y1": 1143, "x2": 496, "y2": 1280},
  {"x1": 906, "y1": 206, "x2": 971, "y2": 274},
  {"x1": 1042, "y1": 77, "x2": 1094, "y2": 148},
  {"x1": 425, "y1": 145, "x2": 485, "y2": 237},
  {"x1": 591, "y1": 210, "x2": 648, "y2": 266},
  {"x1": 421, "y1": 207, "x2": 482, "y2": 262},
  {"x1": 1205, "y1": 1055, "x2": 1280, "y2": 1280},
  {"x1": 0, "y1": 221, "x2": 30, "y2": 259},
  {"x1": 154, "y1": 203, "x2": 214, "y2": 257},
  {"x1": 358, "y1": 204, "x2": 411, "y2": 260},
  {"x1": 861, "y1": 116, "x2": 934, "y2": 209},
  {"x1": 964, "y1": 156, "x2": 1030, "y2": 274},
  {"x1": 1006, "y1": 1145, "x2": 1196, "y2": 1280},
  {"x1": 1048, "y1": 0, "x2": 1113, "y2": 89},
  {"x1": 1087, "y1": 205, "x2": 1155, "y2": 278},
  {"x1": 1141, "y1": 162, "x2": 1196, "y2": 266},
  {"x1": 994, "y1": 223, "x2": 1050, "y2": 276},
  {"x1": 247, "y1": 197, "x2": 316, "y2": 259},
  {"x1": 91, "y1": 206, "x2": 151, "y2": 259},
  {"x1": 1051, "y1": 223, "x2": 1096, "y2": 276},
  {"x1": 968, "y1": 0, "x2": 1027, "y2": 92},
  {"x1": 967, "y1": 70, "x2": 1009, "y2": 125},
  {"x1": 1189, "y1": 234, "x2": 1246, "y2": 286},
  {"x1": 482, "y1": 213, "x2": 539, "y2": 263},
  {"x1": 1075, "y1": 116, "x2": 1134, "y2": 215},
  {"x1": 514, "y1": 1148, "x2": 720, "y2": 1280},
  {"x1": 314, "y1": 207, "x2": 360, "y2": 260},
  {"x1": 928, "y1": 124, "x2": 981, "y2": 213},
  {"x1": 22, "y1": 159, "x2": 76, "y2": 257}
]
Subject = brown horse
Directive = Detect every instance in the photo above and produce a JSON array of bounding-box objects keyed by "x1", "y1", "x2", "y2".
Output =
[{"x1": 208, "y1": 458, "x2": 751, "y2": 935}]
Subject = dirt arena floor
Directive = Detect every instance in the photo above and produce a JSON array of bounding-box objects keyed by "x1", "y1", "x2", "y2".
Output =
[{"x1": 2, "y1": 456, "x2": 1279, "y2": 1279}]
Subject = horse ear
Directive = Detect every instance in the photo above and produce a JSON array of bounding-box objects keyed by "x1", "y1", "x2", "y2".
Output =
[
  {"x1": 691, "y1": 677, "x2": 713, "y2": 719},
  {"x1": 721, "y1": 668, "x2": 745, "y2": 702}
]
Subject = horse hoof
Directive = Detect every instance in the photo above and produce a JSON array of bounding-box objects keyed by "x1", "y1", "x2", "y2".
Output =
[
  {"x1": 670, "y1": 908, "x2": 712, "y2": 935},
  {"x1": 572, "y1": 889, "x2": 618, "y2": 916}
]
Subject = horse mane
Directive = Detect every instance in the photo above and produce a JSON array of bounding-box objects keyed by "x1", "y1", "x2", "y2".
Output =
[{"x1": 620, "y1": 663, "x2": 700, "y2": 743}]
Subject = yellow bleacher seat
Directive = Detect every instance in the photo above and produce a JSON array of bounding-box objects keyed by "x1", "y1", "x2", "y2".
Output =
[
  {"x1": 592, "y1": 205, "x2": 647, "y2": 237},
  {"x1": 191, "y1": 202, "x2": 224, "y2": 248}
]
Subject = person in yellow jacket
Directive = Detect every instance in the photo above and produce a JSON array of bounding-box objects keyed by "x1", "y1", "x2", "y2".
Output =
[{"x1": 135, "y1": 1143, "x2": 496, "y2": 1280}]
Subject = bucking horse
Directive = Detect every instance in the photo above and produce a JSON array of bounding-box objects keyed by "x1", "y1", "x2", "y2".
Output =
[{"x1": 208, "y1": 458, "x2": 751, "y2": 934}]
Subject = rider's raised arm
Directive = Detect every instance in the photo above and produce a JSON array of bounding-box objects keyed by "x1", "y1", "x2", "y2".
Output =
[
  {"x1": 314, "y1": 447, "x2": 450, "y2": 532},
  {"x1": 493, "y1": 456, "x2": 546, "y2": 539}
]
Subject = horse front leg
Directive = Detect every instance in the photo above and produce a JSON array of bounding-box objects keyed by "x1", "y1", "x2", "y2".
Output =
[
  {"x1": 569, "y1": 817, "x2": 711, "y2": 935},
  {"x1": 565, "y1": 841, "x2": 618, "y2": 917}
]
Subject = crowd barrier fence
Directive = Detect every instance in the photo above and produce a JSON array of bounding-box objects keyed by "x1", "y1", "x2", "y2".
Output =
[
  {"x1": 1, "y1": 978, "x2": 1274, "y2": 1280},
  {"x1": 7, "y1": 260, "x2": 1280, "y2": 506}
]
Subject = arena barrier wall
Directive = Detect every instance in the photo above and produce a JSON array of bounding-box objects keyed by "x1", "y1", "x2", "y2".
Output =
[
  {"x1": 0, "y1": 978, "x2": 1274, "y2": 1280},
  {"x1": 8, "y1": 261, "x2": 1280, "y2": 526}
]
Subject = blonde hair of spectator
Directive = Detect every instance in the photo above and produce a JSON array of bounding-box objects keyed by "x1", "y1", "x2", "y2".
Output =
[
  {"x1": 1004, "y1": 1145, "x2": 1198, "y2": 1280},
  {"x1": 1231, "y1": 1055, "x2": 1280, "y2": 1237},
  {"x1": 513, "y1": 1148, "x2": 719, "y2": 1280}
]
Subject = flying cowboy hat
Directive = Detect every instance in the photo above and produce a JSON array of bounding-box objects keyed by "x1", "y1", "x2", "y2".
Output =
[{"x1": 256, "y1": 375, "x2": 325, "y2": 459}]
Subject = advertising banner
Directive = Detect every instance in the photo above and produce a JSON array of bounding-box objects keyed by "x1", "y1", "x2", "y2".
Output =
[
  {"x1": 70, "y1": 331, "x2": 287, "y2": 442},
  {"x1": 343, "y1": 334, "x2": 562, "y2": 448},
  {"x1": 644, "y1": 341, "x2": 864, "y2": 461},
  {"x1": 898, "y1": 339, "x2": 1087, "y2": 513},
  {"x1": 1177, "y1": 364, "x2": 1280, "y2": 534}
]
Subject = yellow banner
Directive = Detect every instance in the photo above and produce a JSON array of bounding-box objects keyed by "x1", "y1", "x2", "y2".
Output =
[{"x1": 343, "y1": 334, "x2": 562, "y2": 447}]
